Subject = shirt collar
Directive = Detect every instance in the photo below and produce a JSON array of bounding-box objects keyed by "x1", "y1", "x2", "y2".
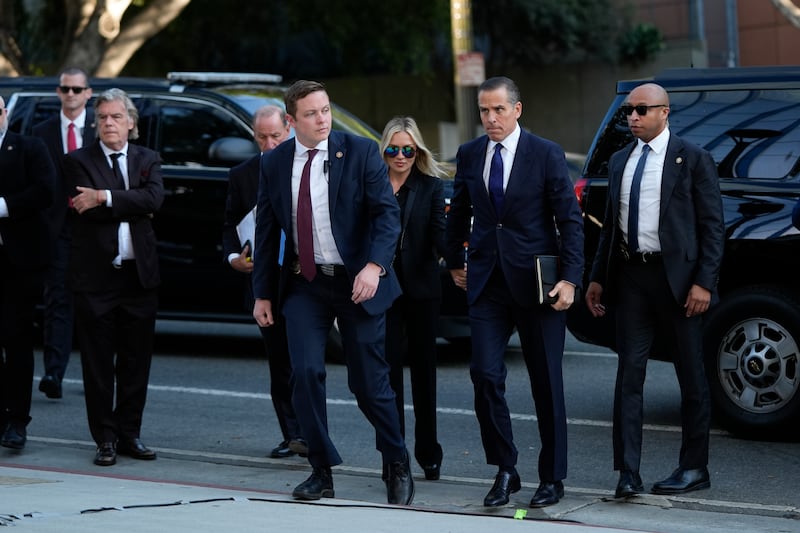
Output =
[
  {"x1": 294, "y1": 138, "x2": 329, "y2": 155},
  {"x1": 638, "y1": 127, "x2": 670, "y2": 154},
  {"x1": 61, "y1": 109, "x2": 87, "y2": 129},
  {"x1": 100, "y1": 142, "x2": 128, "y2": 158},
  {"x1": 487, "y1": 123, "x2": 521, "y2": 156}
]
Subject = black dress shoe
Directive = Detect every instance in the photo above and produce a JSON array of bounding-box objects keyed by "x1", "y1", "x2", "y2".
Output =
[
  {"x1": 269, "y1": 440, "x2": 295, "y2": 458},
  {"x1": 387, "y1": 453, "x2": 414, "y2": 505},
  {"x1": 529, "y1": 480, "x2": 565, "y2": 508},
  {"x1": 651, "y1": 467, "x2": 710, "y2": 495},
  {"x1": 615, "y1": 469, "x2": 644, "y2": 499},
  {"x1": 94, "y1": 442, "x2": 117, "y2": 466},
  {"x1": 293, "y1": 467, "x2": 335, "y2": 500},
  {"x1": 38, "y1": 375, "x2": 62, "y2": 399},
  {"x1": 422, "y1": 463, "x2": 441, "y2": 481},
  {"x1": 1, "y1": 424, "x2": 26, "y2": 450},
  {"x1": 483, "y1": 469, "x2": 521, "y2": 507},
  {"x1": 288, "y1": 438, "x2": 308, "y2": 456},
  {"x1": 117, "y1": 438, "x2": 157, "y2": 460}
]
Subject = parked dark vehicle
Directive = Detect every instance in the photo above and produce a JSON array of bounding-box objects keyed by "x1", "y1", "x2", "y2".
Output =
[
  {"x1": 1, "y1": 72, "x2": 469, "y2": 349},
  {"x1": 569, "y1": 66, "x2": 800, "y2": 437}
]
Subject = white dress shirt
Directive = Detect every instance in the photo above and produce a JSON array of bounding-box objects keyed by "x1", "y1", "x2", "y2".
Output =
[
  {"x1": 620, "y1": 128, "x2": 670, "y2": 253},
  {"x1": 482, "y1": 123, "x2": 521, "y2": 192},
  {"x1": 60, "y1": 109, "x2": 87, "y2": 153},
  {"x1": 291, "y1": 139, "x2": 343, "y2": 265},
  {"x1": 99, "y1": 142, "x2": 135, "y2": 265}
]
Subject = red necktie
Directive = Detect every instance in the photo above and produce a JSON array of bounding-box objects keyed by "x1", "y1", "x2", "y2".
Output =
[
  {"x1": 67, "y1": 122, "x2": 78, "y2": 152},
  {"x1": 297, "y1": 149, "x2": 318, "y2": 281}
]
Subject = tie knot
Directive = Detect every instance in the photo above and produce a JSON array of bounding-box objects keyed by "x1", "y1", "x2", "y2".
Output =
[
  {"x1": 306, "y1": 149, "x2": 318, "y2": 161},
  {"x1": 68, "y1": 122, "x2": 75, "y2": 130},
  {"x1": 494, "y1": 144, "x2": 503, "y2": 155},
  {"x1": 110, "y1": 152, "x2": 123, "y2": 161},
  {"x1": 641, "y1": 144, "x2": 650, "y2": 154}
]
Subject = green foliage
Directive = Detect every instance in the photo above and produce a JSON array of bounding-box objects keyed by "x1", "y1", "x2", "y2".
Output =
[{"x1": 617, "y1": 23, "x2": 663, "y2": 66}]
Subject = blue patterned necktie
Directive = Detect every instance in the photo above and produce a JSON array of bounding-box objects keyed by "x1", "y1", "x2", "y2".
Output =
[
  {"x1": 488, "y1": 143, "x2": 504, "y2": 215},
  {"x1": 627, "y1": 144, "x2": 651, "y2": 252}
]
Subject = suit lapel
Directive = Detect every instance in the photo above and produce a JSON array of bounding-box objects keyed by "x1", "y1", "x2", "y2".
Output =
[
  {"x1": 502, "y1": 132, "x2": 531, "y2": 213},
  {"x1": 278, "y1": 144, "x2": 295, "y2": 228},
  {"x1": 402, "y1": 171, "x2": 418, "y2": 231},
  {"x1": 659, "y1": 136, "x2": 684, "y2": 221},
  {"x1": 327, "y1": 132, "x2": 345, "y2": 216}
]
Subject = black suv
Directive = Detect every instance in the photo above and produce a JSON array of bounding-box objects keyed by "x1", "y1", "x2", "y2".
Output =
[{"x1": 568, "y1": 66, "x2": 800, "y2": 436}]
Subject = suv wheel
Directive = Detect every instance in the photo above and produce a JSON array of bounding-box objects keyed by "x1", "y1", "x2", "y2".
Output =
[{"x1": 703, "y1": 287, "x2": 800, "y2": 437}]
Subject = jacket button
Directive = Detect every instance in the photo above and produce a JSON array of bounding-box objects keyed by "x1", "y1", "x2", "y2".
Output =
[{"x1": 496, "y1": 224, "x2": 503, "y2": 229}]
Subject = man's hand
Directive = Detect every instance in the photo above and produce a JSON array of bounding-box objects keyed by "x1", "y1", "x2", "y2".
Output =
[
  {"x1": 550, "y1": 281, "x2": 576, "y2": 311},
  {"x1": 684, "y1": 284, "x2": 711, "y2": 317},
  {"x1": 230, "y1": 243, "x2": 253, "y2": 273},
  {"x1": 449, "y1": 266, "x2": 467, "y2": 291},
  {"x1": 72, "y1": 186, "x2": 105, "y2": 214},
  {"x1": 253, "y1": 298, "x2": 274, "y2": 327},
  {"x1": 352, "y1": 262, "x2": 382, "y2": 304},
  {"x1": 585, "y1": 281, "x2": 606, "y2": 317}
]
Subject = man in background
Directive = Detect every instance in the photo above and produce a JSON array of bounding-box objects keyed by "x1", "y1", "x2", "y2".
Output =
[
  {"x1": 32, "y1": 66, "x2": 95, "y2": 400},
  {"x1": 222, "y1": 105, "x2": 305, "y2": 458},
  {"x1": 0, "y1": 96, "x2": 56, "y2": 450}
]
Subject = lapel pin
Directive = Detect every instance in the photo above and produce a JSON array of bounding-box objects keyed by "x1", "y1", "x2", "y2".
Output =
[
  {"x1": 676, "y1": 157, "x2": 683, "y2": 164},
  {"x1": 336, "y1": 151, "x2": 343, "y2": 159}
]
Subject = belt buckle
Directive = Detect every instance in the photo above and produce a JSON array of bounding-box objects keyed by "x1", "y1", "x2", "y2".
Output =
[
  {"x1": 291, "y1": 259, "x2": 301, "y2": 275},
  {"x1": 641, "y1": 252, "x2": 651, "y2": 263},
  {"x1": 319, "y1": 264, "x2": 335, "y2": 276}
]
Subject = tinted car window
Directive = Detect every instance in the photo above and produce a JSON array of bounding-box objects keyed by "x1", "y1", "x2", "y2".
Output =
[
  {"x1": 587, "y1": 88, "x2": 800, "y2": 180},
  {"x1": 158, "y1": 100, "x2": 252, "y2": 167}
]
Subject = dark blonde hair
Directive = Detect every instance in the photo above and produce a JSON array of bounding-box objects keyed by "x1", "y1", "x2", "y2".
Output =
[{"x1": 380, "y1": 116, "x2": 447, "y2": 178}]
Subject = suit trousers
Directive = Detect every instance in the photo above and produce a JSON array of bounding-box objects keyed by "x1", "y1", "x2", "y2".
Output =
[
  {"x1": 74, "y1": 264, "x2": 158, "y2": 445},
  {"x1": 0, "y1": 256, "x2": 43, "y2": 428},
  {"x1": 469, "y1": 267, "x2": 568, "y2": 482},
  {"x1": 42, "y1": 229, "x2": 74, "y2": 380},
  {"x1": 385, "y1": 294, "x2": 443, "y2": 468},
  {"x1": 258, "y1": 318, "x2": 301, "y2": 442},
  {"x1": 613, "y1": 260, "x2": 711, "y2": 472},
  {"x1": 282, "y1": 271, "x2": 405, "y2": 468}
]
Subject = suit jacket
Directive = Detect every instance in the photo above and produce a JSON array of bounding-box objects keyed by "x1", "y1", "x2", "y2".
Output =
[
  {"x1": 394, "y1": 168, "x2": 445, "y2": 300},
  {"x1": 253, "y1": 130, "x2": 401, "y2": 316},
  {"x1": 589, "y1": 134, "x2": 724, "y2": 305},
  {"x1": 0, "y1": 131, "x2": 56, "y2": 268},
  {"x1": 222, "y1": 153, "x2": 260, "y2": 310},
  {"x1": 445, "y1": 129, "x2": 584, "y2": 307},
  {"x1": 32, "y1": 112, "x2": 96, "y2": 242},
  {"x1": 64, "y1": 141, "x2": 164, "y2": 292}
]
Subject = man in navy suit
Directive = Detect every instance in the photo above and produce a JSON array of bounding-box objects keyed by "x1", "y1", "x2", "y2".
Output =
[
  {"x1": 32, "y1": 66, "x2": 95, "y2": 400},
  {"x1": 0, "y1": 96, "x2": 56, "y2": 450},
  {"x1": 221, "y1": 105, "x2": 305, "y2": 459},
  {"x1": 65, "y1": 88, "x2": 164, "y2": 467},
  {"x1": 445, "y1": 77, "x2": 584, "y2": 508},
  {"x1": 585, "y1": 83, "x2": 724, "y2": 498},
  {"x1": 252, "y1": 80, "x2": 412, "y2": 505}
]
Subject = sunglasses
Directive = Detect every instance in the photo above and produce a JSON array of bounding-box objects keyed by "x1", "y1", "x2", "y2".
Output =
[
  {"x1": 384, "y1": 145, "x2": 416, "y2": 158},
  {"x1": 58, "y1": 86, "x2": 88, "y2": 94},
  {"x1": 620, "y1": 104, "x2": 667, "y2": 116}
]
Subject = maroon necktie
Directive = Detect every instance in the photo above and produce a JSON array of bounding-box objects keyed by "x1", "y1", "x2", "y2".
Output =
[
  {"x1": 67, "y1": 122, "x2": 78, "y2": 152},
  {"x1": 297, "y1": 149, "x2": 318, "y2": 281}
]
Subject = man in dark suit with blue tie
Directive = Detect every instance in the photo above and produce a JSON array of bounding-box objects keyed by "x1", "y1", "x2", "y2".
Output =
[
  {"x1": 445, "y1": 77, "x2": 584, "y2": 508},
  {"x1": 585, "y1": 83, "x2": 724, "y2": 498},
  {"x1": 0, "y1": 96, "x2": 56, "y2": 450},
  {"x1": 66, "y1": 88, "x2": 164, "y2": 467},
  {"x1": 252, "y1": 80, "x2": 412, "y2": 505},
  {"x1": 32, "y1": 66, "x2": 95, "y2": 400}
]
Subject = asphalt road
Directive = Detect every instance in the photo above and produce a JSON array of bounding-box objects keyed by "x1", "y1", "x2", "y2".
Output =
[{"x1": 18, "y1": 320, "x2": 798, "y2": 515}]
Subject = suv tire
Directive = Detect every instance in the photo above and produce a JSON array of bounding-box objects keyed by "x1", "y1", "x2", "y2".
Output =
[{"x1": 703, "y1": 286, "x2": 800, "y2": 437}]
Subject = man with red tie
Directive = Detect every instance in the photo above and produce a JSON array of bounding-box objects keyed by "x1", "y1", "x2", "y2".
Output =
[{"x1": 32, "y1": 67, "x2": 95, "y2": 400}]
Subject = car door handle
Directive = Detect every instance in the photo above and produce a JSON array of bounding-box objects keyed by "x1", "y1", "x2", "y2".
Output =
[{"x1": 165, "y1": 186, "x2": 193, "y2": 196}]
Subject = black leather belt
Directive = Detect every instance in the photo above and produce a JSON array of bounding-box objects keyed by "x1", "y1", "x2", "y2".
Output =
[
  {"x1": 619, "y1": 244, "x2": 662, "y2": 264},
  {"x1": 317, "y1": 264, "x2": 346, "y2": 276}
]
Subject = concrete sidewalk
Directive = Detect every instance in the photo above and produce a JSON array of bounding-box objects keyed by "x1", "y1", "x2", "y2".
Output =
[{"x1": 1, "y1": 439, "x2": 796, "y2": 532}]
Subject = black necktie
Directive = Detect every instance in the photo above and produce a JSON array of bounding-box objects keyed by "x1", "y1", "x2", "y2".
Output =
[
  {"x1": 488, "y1": 143, "x2": 504, "y2": 215},
  {"x1": 627, "y1": 144, "x2": 651, "y2": 252},
  {"x1": 110, "y1": 152, "x2": 126, "y2": 189}
]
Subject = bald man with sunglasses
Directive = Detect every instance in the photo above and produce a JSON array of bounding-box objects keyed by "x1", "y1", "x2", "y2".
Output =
[{"x1": 585, "y1": 83, "x2": 724, "y2": 499}]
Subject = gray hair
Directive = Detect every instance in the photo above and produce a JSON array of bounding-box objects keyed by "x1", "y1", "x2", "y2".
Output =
[{"x1": 94, "y1": 88, "x2": 139, "y2": 140}]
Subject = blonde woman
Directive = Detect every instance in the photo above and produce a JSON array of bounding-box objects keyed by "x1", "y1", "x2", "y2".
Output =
[{"x1": 380, "y1": 116, "x2": 447, "y2": 480}]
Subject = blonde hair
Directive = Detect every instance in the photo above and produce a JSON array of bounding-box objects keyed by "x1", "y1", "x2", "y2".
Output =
[{"x1": 380, "y1": 116, "x2": 447, "y2": 178}]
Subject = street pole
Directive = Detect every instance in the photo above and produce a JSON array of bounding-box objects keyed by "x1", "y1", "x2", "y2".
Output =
[{"x1": 451, "y1": 0, "x2": 481, "y2": 145}]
